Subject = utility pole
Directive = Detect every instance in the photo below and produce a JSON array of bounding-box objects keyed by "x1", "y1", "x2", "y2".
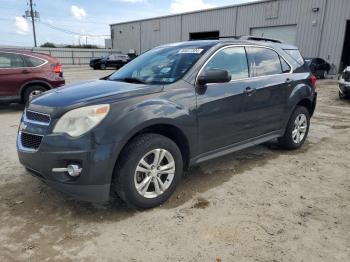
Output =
[
  {"x1": 24, "y1": 0, "x2": 39, "y2": 47},
  {"x1": 29, "y1": 0, "x2": 37, "y2": 47}
]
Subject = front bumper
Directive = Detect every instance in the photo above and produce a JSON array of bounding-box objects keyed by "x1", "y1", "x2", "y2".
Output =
[
  {"x1": 338, "y1": 82, "x2": 350, "y2": 95},
  {"x1": 17, "y1": 129, "x2": 116, "y2": 202}
]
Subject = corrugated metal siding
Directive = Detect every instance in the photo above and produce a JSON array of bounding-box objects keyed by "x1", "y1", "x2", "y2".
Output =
[
  {"x1": 141, "y1": 16, "x2": 182, "y2": 51},
  {"x1": 0, "y1": 46, "x2": 120, "y2": 65},
  {"x1": 319, "y1": 0, "x2": 350, "y2": 71},
  {"x1": 110, "y1": 0, "x2": 350, "y2": 70},
  {"x1": 112, "y1": 22, "x2": 141, "y2": 54},
  {"x1": 181, "y1": 7, "x2": 237, "y2": 40}
]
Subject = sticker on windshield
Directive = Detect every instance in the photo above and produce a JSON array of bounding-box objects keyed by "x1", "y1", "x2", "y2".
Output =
[{"x1": 178, "y1": 48, "x2": 204, "y2": 54}]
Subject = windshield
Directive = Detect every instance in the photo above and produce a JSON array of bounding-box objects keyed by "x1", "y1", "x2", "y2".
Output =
[{"x1": 108, "y1": 45, "x2": 210, "y2": 85}]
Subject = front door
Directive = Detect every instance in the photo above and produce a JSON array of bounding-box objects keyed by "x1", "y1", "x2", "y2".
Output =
[{"x1": 196, "y1": 46, "x2": 253, "y2": 154}]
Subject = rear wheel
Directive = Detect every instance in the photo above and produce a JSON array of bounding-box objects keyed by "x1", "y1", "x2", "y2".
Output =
[
  {"x1": 278, "y1": 106, "x2": 310, "y2": 150},
  {"x1": 22, "y1": 85, "x2": 47, "y2": 105},
  {"x1": 321, "y1": 70, "x2": 327, "y2": 79},
  {"x1": 113, "y1": 133, "x2": 183, "y2": 209}
]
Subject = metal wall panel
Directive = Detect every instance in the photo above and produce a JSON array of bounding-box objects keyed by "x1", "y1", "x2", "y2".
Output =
[
  {"x1": 319, "y1": 0, "x2": 350, "y2": 71},
  {"x1": 0, "y1": 46, "x2": 121, "y2": 65},
  {"x1": 140, "y1": 16, "x2": 182, "y2": 52},
  {"x1": 112, "y1": 22, "x2": 141, "y2": 54},
  {"x1": 110, "y1": 0, "x2": 350, "y2": 70},
  {"x1": 181, "y1": 7, "x2": 237, "y2": 40}
]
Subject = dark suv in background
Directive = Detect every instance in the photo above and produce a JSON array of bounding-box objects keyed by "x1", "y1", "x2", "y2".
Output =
[
  {"x1": 17, "y1": 38, "x2": 317, "y2": 209},
  {"x1": 89, "y1": 53, "x2": 131, "y2": 70},
  {"x1": 0, "y1": 50, "x2": 65, "y2": 104}
]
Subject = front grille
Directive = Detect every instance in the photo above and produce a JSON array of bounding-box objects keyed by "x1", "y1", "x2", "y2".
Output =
[
  {"x1": 343, "y1": 71, "x2": 350, "y2": 82},
  {"x1": 20, "y1": 132, "x2": 43, "y2": 150},
  {"x1": 25, "y1": 110, "x2": 51, "y2": 124}
]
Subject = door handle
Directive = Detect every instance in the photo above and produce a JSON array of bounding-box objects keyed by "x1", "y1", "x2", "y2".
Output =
[
  {"x1": 244, "y1": 87, "x2": 256, "y2": 96},
  {"x1": 22, "y1": 70, "x2": 30, "y2": 74}
]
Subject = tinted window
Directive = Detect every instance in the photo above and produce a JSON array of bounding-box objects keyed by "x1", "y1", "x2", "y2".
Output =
[
  {"x1": 246, "y1": 47, "x2": 282, "y2": 77},
  {"x1": 203, "y1": 47, "x2": 248, "y2": 80},
  {"x1": 284, "y1": 49, "x2": 304, "y2": 65},
  {"x1": 23, "y1": 55, "x2": 45, "y2": 67},
  {"x1": 0, "y1": 52, "x2": 24, "y2": 68},
  {"x1": 315, "y1": 58, "x2": 324, "y2": 64}
]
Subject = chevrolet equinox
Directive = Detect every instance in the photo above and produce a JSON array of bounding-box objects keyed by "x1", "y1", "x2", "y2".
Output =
[{"x1": 17, "y1": 39, "x2": 317, "y2": 209}]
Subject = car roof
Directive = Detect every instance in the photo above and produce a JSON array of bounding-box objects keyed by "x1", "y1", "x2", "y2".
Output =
[
  {"x1": 159, "y1": 39, "x2": 298, "y2": 50},
  {"x1": 0, "y1": 48, "x2": 55, "y2": 60}
]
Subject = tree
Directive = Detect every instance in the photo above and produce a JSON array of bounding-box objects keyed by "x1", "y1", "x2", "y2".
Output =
[{"x1": 40, "y1": 42, "x2": 56, "y2": 48}]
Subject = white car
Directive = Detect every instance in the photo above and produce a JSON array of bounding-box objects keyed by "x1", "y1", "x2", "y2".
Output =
[{"x1": 339, "y1": 66, "x2": 350, "y2": 99}]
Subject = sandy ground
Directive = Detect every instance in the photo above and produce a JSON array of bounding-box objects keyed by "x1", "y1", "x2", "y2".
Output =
[{"x1": 0, "y1": 67, "x2": 349, "y2": 262}]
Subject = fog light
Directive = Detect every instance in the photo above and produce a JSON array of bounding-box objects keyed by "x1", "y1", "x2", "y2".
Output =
[
  {"x1": 67, "y1": 164, "x2": 82, "y2": 177},
  {"x1": 52, "y1": 164, "x2": 82, "y2": 177}
]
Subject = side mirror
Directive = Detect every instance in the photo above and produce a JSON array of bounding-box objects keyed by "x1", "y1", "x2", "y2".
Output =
[{"x1": 197, "y1": 69, "x2": 231, "y2": 86}]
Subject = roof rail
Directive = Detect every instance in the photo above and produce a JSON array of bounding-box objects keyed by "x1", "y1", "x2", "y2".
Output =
[{"x1": 239, "y1": 35, "x2": 284, "y2": 43}]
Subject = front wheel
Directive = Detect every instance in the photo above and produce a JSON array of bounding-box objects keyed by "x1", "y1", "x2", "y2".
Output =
[
  {"x1": 113, "y1": 133, "x2": 183, "y2": 209},
  {"x1": 339, "y1": 91, "x2": 349, "y2": 100},
  {"x1": 278, "y1": 106, "x2": 310, "y2": 150}
]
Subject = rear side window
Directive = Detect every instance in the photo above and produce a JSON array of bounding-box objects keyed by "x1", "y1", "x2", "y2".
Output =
[
  {"x1": 284, "y1": 49, "x2": 304, "y2": 65},
  {"x1": 22, "y1": 55, "x2": 45, "y2": 67},
  {"x1": 280, "y1": 57, "x2": 291, "y2": 73},
  {"x1": 0, "y1": 52, "x2": 24, "y2": 68},
  {"x1": 246, "y1": 47, "x2": 282, "y2": 77},
  {"x1": 204, "y1": 46, "x2": 249, "y2": 80}
]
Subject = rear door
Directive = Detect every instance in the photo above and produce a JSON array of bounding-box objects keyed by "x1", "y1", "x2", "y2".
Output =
[
  {"x1": 0, "y1": 52, "x2": 27, "y2": 97},
  {"x1": 196, "y1": 46, "x2": 253, "y2": 153},
  {"x1": 244, "y1": 46, "x2": 291, "y2": 138}
]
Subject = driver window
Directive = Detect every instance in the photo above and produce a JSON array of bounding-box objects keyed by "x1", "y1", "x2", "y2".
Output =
[{"x1": 204, "y1": 47, "x2": 249, "y2": 80}]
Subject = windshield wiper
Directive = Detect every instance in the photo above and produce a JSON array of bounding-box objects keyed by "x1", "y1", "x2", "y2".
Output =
[{"x1": 112, "y1": 77, "x2": 146, "y2": 84}]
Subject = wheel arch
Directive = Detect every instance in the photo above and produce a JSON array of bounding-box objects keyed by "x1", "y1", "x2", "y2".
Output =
[
  {"x1": 113, "y1": 122, "x2": 191, "y2": 173},
  {"x1": 20, "y1": 80, "x2": 52, "y2": 100}
]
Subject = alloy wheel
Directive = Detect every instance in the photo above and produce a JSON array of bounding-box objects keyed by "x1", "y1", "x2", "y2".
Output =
[
  {"x1": 292, "y1": 113, "x2": 308, "y2": 144},
  {"x1": 134, "y1": 149, "x2": 175, "y2": 199}
]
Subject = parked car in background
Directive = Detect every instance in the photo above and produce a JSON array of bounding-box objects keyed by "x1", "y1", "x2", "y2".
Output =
[
  {"x1": 338, "y1": 66, "x2": 350, "y2": 99},
  {"x1": 304, "y1": 57, "x2": 331, "y2": 79},
  {"x1": 17, "y1": 39, "x2": 317, "y2": 209},
  {"x1": 89, "y1": 53, "x2": 131, "y2": 70},
  {"x1": 0, "y1": 49, "x2": 65, "y2": 104}
]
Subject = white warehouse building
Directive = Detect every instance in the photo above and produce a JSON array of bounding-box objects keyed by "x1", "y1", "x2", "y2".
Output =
[{"x1": 110, "y1": 0, "x2": 350, "y2": 72}]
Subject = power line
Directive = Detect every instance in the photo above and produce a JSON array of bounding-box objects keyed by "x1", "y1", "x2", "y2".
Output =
[{"x1": 37, "y1": 21, "x2": 109, "y2": 37}]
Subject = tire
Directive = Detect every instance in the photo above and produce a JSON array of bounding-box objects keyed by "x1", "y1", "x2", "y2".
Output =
[
  {"x1": 100, "y1": 64, "x2": 106, "y2": 70},
  {"x1": 339, "y1": 91, "x2": 348, "y2": 100},
  {"x1": 113, "y1": 133, "x2": 183, "y2": 209},
  {"x1": 22, "y1": 85, "x2": 47, "y2": 105},
  {"x1": 321, "y1": 70, "x2": 327, "y2": 79},
  {"x1": 278, "y1": 106, "x2": 310, "y2": 150}
]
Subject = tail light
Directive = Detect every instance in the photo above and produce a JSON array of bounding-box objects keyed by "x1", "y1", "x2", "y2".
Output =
[
  {"x1": 53, "y1": 63, "x2": 63, "y2": 77},
  {"x1": 311, "y1": 74, "x2": 317, "y2": 89}
]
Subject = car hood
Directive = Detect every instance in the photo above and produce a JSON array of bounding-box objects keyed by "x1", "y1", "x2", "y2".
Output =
[{"x1": 30, "y1": 79, "x2": 163, "y2": 111}]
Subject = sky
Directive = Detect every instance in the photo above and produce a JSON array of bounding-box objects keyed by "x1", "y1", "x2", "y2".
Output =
[{"x1": 0, "y1": 0, "x2": 256, "y2": 47}]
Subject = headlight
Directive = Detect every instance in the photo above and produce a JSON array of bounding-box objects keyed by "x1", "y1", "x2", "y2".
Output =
[{"x1": 53, "y1": 104, "x2": 110, "y2": 137}]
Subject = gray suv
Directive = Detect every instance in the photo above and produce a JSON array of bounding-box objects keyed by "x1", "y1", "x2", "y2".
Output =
[{"x1": 17, "y1": 39, "x2": 317, "y2": 209}]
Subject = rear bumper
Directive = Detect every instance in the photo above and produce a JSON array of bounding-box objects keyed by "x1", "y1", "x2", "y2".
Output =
[{"x1": 51, "y1": 79, "x2": 65, "y2": 88}]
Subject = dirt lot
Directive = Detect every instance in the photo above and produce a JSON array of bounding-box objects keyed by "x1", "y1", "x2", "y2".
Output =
[{"x1": 0, "y1": 67, "x2": 349, "y2": 262}]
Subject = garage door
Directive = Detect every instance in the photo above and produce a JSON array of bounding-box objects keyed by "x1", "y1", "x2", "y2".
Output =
[{"x1": 250, "y1": 25, "x2": 297, "y2": 44}]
